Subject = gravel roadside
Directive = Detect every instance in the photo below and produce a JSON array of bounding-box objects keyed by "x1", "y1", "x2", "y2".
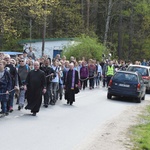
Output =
[{"x1": 75, "y1": 100, "x2": 150, "y2": 150}]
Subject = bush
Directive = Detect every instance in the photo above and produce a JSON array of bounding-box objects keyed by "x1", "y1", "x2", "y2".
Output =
[{"x1": 63, "y1": 34, "x2": 106, "y2": 61}]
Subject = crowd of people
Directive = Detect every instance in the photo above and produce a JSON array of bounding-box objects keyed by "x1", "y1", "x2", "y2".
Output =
[{"x1": 0, "y1": 48, "x2": 149, "y2": 117}]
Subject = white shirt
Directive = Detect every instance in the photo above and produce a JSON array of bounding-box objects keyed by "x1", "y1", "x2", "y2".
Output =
[{"x1": 51, "y1": 65, "x2": 59, "y2": 83}]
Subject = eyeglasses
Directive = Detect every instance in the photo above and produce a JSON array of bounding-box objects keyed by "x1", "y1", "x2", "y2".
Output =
[{"x1": 20, "y1": 61, "x2": 24, "y2": 62}]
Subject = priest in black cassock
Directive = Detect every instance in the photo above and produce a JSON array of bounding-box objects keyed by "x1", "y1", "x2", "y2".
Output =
[
  {"x1": 64, "y1": 62, "x2": 79, "y2": 105},
  {"x1": 24, "y1": 61, "x2": 46, "y2": 116}
]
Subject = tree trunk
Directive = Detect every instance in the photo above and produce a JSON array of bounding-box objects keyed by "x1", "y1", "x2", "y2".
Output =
[
  {"x1": 42, "y1": 1, "x2": 47, "y2": 56},
  {"x1": 86, "y1": 0, "x2": 90, "y2": 31},
  {"x1": 118, "y1": 0, "x2": 123, "y2": 61},
  {"x1": 104, "y1": 0, "x2": 112, "y2": 46},
  {"x1": 128, "y1": 6, "x2": 133, "y2": 61}
]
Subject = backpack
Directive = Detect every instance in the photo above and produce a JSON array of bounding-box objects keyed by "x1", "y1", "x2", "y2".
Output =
[{"x1": 18, "y1": 64, "x2": 29, "y2": 72}]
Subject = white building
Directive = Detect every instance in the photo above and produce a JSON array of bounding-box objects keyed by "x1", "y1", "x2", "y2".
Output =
[{"x1": 19, "y1": 38, "x2": 75, "y2": 59}]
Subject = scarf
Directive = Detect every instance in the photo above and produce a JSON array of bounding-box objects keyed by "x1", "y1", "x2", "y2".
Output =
[{"x1": 71, "y1": 70, "x2": 75, "y2": 89}]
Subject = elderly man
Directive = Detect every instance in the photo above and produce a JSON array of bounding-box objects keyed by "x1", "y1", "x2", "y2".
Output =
[
  {"x1": 64, "y1": 62, "x2": 79, "y2": 105},
  {"x1": 24, "y1": 61, "x2": 46, "y2": 116}
]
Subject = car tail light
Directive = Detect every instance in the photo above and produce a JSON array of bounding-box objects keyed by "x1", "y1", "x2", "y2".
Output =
[
  {"x1": 142, "y1": 76, "x2": 150, "y2": 80},
  {"x1": 108, "y1": 79, "x2": 113, "y2": 87},
  {"x1": 137, "y1": 83, "x2": 141, "y2": 91}
]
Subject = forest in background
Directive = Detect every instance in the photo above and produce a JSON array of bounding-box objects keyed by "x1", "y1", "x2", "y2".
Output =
[{"x1": 0, "y1": 0, "x2": 150, "y2": 61}]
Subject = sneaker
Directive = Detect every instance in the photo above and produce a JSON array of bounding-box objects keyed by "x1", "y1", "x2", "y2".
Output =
[
  {"x1": 18, "y1": 106, "x2": 21, "y2": 110},
  {"x1": 5, "y1": 112, "x2": 9, "y2": 116},
  {"x1": 9, "y1": 108, "x2": 13, "y2": 113},
  {"x1": 0, "y1": 113, "x2": 6, "y2": 118},
  {"x1": 43, "y1": 104, "x2": 48, "y2": 108},
  {"x1": 50, "y1": 102, "x2": 55, "y2": 105}
]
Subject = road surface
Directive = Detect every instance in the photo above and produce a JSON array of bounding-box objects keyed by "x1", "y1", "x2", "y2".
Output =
[{"x1": 0, "y1": 86, "x2": 149, "y2": 150}]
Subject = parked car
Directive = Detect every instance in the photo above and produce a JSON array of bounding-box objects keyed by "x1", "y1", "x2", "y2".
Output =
[
  {"x1": 107, "y1": 71, "x2": 146, "y2": 103},
  {"x1": 1, "y1": 51, "x2": 23, "y2": 58},
  {"x1": 127, "y1": 65, "x2": 150, "y2": 92}
]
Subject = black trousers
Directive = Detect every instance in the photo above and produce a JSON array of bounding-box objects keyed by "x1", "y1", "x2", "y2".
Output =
[
  {"x1": 80, "y1": 77, "x2": 87, "y2": 90},
  {"x1": 43, "y1": 85, "x2": 50, "y2": 105},
  {"x1": 107, "y1": 76, "x2": 112, "y2": 86}
]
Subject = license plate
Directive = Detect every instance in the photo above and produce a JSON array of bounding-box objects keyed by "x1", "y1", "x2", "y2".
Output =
[{"x1": 119, "y1": 84, "x2": 130, "y2": 87}]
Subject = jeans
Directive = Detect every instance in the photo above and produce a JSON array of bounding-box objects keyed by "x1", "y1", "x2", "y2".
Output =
[
  {"x1": 1, "y1": 101, "x2": 7, "y2": 113},
  {"x1": 19, "y1": 89, "x2": 25, "y2": 107},
  {"x1": 7, "y1": 90, "x2": 15, "y2": 110},
  {"x1": 57, "y1": 84, "x2": 63, "y2": 100},
  {"x1": 50, "y1": 82, "x2": 59, "y2": 104},
  {"x1": 96, "y1": 73, "x2": 101, "y2": 86}
]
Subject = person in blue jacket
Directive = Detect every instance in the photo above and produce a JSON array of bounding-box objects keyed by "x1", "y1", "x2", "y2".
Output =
[{"x1": 0, "y1": 60, "x2": 12, "y2": 117}]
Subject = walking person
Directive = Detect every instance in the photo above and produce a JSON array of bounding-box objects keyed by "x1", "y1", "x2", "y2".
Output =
[
  {"x1": 17, "y1": 59, "x2": 30, "y2": 110},
  {"x1": 64, "y1": 62, "x2": 79, "y2": 105},
  {"x1": 4, "y1": 54, "x2": 18, "y2": 113},
  {"x1": 88, "y1": 59, "x2": 96, "y2": 89},
  {"x1": 0, "y1": 60, "x2": 12, "y2": 117},
  {"x1": 102, "y1": 60, "x2": 108, "y2": 87},
  {"x1": 106, "y1": 61, "x2": 115, "y2": 87},
  {"x1": 40, "y1": 59, "x2": 55, "y2": 108},
  {"x1": 95, "y1": 61, "x2": 102, "y2": 87},
  {"x1": 24, "y1": 61, "x2": 46, "y2": 116},
  {"x1": 80, "y1": 61, "x2": 88, "y2": 90},
  {"x1": 57, "y1": 62, "x2": 64, "y2": 100},
  {"x1": 49, "y1": 59, "x2": 59, "y2": 105}
]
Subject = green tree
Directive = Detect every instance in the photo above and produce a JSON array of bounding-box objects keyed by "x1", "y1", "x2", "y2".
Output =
[{"x1": 63, "y1": 34, "x2": 106, "y2": 61}]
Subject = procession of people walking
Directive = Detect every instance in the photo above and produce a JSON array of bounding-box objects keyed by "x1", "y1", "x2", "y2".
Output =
[{"x1": 0, "y1": 50, "x2": 149, "y2": 118}]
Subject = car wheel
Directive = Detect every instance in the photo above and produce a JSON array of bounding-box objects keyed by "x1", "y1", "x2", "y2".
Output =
[
  {"x1": 146, "y1": 90, "x2": 150, "y2": 94},
  {"x1": 107, "y1": 93, "x2": 112, "y2": 99},
  {"x1": 136, "y1": 97, "x2": 141, "y2": 103},
  {"x1": 142, "y1": 95, "x2": 145, "y2": 100}
]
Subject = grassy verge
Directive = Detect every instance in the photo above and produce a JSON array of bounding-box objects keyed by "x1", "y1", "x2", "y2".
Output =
[{"x1": 129, "y1": 105, "x2": 150, "y2": 150}]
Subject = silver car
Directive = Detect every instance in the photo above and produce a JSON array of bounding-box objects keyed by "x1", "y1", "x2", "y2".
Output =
[{"x1": 127, "y1": 65, "x2": 150, "y2": 92}]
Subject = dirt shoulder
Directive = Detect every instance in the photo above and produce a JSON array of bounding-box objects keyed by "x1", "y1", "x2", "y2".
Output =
[{"x1": 76, "y1": 100, "x2": 150, "y2": 150}]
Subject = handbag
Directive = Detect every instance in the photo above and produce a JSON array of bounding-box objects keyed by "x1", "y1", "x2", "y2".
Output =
[{"x1": 75, "y1": 86, "x2": 80, "y2": 94}]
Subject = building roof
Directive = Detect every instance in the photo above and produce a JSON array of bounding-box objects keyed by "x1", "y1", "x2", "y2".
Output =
[{"x1": 19, "y1": 38, "x2": 74, "y2": 44}]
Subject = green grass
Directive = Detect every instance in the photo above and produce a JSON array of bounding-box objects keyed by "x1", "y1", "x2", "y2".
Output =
[{"x1": 129, "y1": 106, "x2": 150, "y2": 150}]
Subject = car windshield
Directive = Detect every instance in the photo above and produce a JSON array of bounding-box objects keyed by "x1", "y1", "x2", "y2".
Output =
[
  {"x1": 128, "y1": 67, "x2": 148, "y2": 76},
  {"x1": 113, "y1": 72, "x2": 138, "y2": 82}
]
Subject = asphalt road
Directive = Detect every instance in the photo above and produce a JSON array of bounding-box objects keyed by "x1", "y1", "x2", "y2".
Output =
[{"x1": 0, "y1": 85, "x2": 149, "y2": 150}]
